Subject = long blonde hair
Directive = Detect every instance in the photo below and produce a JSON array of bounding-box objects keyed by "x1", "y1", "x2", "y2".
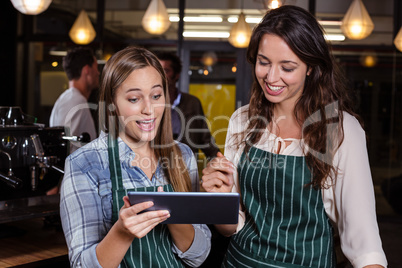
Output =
[{"x1": 99, "y1": 46, "x2": 191, "y2": 192}]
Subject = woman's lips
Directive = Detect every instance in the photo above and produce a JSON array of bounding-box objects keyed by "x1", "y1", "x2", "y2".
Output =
[
  {"x1": 266, "y1": 83, "x2": 285, "y2": 96},
  {"x1": 136, "y1": 118, "x2": 156, "y2": 131}
]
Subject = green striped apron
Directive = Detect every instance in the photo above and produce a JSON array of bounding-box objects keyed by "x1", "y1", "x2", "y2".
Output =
[
  {"x1": 223, "y1": 146, "x2": 335, "y2": 268},
  {"x1": 108, "y1": 135, "x2": 184, "y2": 268}
]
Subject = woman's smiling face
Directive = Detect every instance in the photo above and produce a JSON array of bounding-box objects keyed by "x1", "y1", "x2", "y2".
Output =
[
  {"x1": 255, "y1": 33, "x2": 310, "y2": 110},
  {"x1": 114, "y1": 66, "x2": 166, "y2": 147}
]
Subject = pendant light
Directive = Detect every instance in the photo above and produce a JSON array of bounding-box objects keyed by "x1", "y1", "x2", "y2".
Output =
[
  {"x1": 228, "y1": 0, "x2": 252, "y2": 48},
  {"x1": 359, "y1": 50, "x2": 378, "y2": 67},
  {"x1": 228, "y1": 12, "x2": 252, "y2": 48},
  {"x1": 341, "y1": 0, "x2": 374, "y2": 40},
  {"x1": 142, "y1": 0, "x2": 171, "y2": 35},
  {"x1": 10, "y1": 0, "x2": 52, "y2": 15},
  {"x1": 267, "y1": 0, "x2": 282, "y2": 9},
  {"x1": 394, "y1": 27, "x2": 402, "y2": 52},
  {"x1": 201, "y1": 51, "x2": 217, "y2": 67},
  {"x1": 69, "y1": 10, "x2": 96, "y2": 45}
]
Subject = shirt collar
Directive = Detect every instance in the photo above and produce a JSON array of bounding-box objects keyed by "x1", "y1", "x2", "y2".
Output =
[
  {"x1": 172, "y1": 92, "x2": 182, "y2": 108},
  {"x1": 102, "y1": 131, "x2": 164, "y2": 178}
]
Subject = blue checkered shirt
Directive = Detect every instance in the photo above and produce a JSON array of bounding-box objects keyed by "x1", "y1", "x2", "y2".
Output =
[{"x1": 60, "y1": 131, "x2": 211, "y2": 267}]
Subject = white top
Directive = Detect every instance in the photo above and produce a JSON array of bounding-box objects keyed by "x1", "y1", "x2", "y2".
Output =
[
  {"x1": 225, "y1": 105, "x2": 387, "y2": 268},
  {"x1": 49, "y1": 87, "x2": 97, "y2": 152}
]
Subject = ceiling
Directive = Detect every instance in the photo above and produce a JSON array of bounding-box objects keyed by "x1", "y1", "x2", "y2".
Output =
[{"x1": 47, "y1": 0, "x2": 396, "y2": 47}]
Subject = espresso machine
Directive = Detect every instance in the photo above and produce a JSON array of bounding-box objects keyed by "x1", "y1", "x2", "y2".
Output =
[{"x1": 0, "y1": 107, "x2": 68, "y2": 201}]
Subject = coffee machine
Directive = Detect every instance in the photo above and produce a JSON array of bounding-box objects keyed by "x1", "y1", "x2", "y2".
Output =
[{"x1": 0, "y1": 107, "x2": 68, "y2": 201}]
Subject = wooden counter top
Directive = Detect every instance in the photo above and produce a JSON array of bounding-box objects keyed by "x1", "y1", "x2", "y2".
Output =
[{"x1": 0, "y1": 217, "x2": 68, "y2": 267}]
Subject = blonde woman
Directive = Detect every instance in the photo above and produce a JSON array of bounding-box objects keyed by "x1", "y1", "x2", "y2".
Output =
[{"x1": 60, "y1": 46, "x2": 211, "y2": 267}]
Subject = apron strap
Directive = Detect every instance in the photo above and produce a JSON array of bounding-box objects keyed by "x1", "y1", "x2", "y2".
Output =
[
  {"x1": 107, "y1": 133, "x2": 183, "y2": 268},
  {"x1": 108, "y1": 133, "x2": 124, "y2": 190}
]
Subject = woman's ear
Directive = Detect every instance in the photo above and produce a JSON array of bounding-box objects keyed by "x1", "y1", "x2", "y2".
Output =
[{"x1": 307, "y1": 67, "x2": 312, "y2": 76}]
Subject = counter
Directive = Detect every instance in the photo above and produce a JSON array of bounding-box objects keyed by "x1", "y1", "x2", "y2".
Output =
[
  {"x1": 0, "y1": 195, "x2": 68, "y2": 267},
  {"x1": 0, "y1": 195, "x2": 60, "y2": 224}
]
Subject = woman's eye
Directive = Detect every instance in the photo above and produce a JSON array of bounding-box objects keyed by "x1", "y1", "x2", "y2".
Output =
[
  {"x1": 258, "y1": 60, "x2": 269, "y2": 66},
  {"x1": 152, "y1": 94, "x2": 162, "y2": 100},
  {"x1": 129, "y1": 98, "x2": 139, "y2": 103},
  {"x1": 282, "y1": 67, "x2": 294, "y2": 72}
]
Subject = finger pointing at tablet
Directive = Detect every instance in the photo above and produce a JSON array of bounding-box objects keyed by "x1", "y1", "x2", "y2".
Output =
[{"x1": 202, "y1": 152, "x2": 235, "y2": 193}]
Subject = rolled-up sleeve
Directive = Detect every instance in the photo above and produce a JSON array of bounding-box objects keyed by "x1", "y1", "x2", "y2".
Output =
[{"x1": 171, "y1": 224, "x2": 211, "y2": 267}]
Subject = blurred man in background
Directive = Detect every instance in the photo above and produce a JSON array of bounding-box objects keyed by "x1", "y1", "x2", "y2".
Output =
[
  {"x1": 156, "y1": 51, "x2": 220, "y2": 161},
  {"x1": 50, "y1": 47, "x2": 99, "y2": 153}
]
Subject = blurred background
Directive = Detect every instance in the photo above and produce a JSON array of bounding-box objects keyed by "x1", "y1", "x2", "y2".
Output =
[{"x1": 0, "y1": 0, "x2": 402, "y2": 266}]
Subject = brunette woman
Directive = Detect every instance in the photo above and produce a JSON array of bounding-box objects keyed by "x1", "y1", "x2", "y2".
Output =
[{"x1": 202, "y1": 6, "x2": 387, "y2": 268}]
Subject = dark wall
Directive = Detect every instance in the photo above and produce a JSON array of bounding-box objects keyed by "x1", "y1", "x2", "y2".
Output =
[{"x1": 0, "y1": 1, "x2": 17, "y2": 106}]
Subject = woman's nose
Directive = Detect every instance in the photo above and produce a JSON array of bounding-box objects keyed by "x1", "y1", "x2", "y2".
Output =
[
  {"x1": 141, "y1": 99, "x2": 152, "y2": 115},
  {"x1": 267, "y1": 66, "x2": 280, "y2": 83}
]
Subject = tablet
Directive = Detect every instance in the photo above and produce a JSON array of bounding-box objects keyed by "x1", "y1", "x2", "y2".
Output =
[{"x1": 128, "y1": 191, "x2": 240, "y2": 224}]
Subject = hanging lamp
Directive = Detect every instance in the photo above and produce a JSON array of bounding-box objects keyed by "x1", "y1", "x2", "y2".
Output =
[
  {"x1": 267, "y1": 0, "x2": 282, "y2": 9},
  {"x1": 359, "y1": 50, "x2": 378, "y2": 67},
  {"x1": 228, "y1": 12, "x2": 252, "y2": 48},
  {"x1": 69, "y1": 10, "x2": 96, "y2": 45},
  {"x1": 201, "y1": 51, "x2": 218, "y2": 67},
  {"x1": 10, "y1": 0, "x2": 52, "y2": 15},
  {"x1": 394, "y1": 27, "x2": 402, "y2": 52},
  {"x1": 142, "y1": 0, "x2": 171, "y2": 35},
  {"x1": 341, "y1": 0, "x2": 374, "y2": 40}
]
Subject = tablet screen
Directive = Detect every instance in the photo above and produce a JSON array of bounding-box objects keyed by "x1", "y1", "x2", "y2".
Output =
[{"x1": 128, "y1": 191, "x2": 240, "y2": 224}]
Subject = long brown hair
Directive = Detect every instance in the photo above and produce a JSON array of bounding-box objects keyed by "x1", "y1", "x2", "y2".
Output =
[
  {"x1": 99, "y1": 46, "x2": 191, "y2": 192},
  {"x1": 241, "y1": 6, "x2": 361, "y2": 189}
]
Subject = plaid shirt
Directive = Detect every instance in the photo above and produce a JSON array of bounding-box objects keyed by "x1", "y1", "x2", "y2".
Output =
[{"x1": 60, "y1": 131, "x2": 211, "y2": 267}]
